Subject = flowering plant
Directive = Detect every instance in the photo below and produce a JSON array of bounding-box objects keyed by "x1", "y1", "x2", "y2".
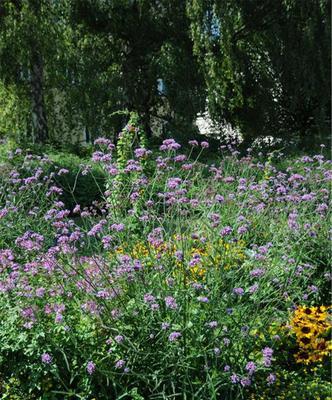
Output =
[{"x1": 0, "y1": 138, "x2": 330, "y2": 399}]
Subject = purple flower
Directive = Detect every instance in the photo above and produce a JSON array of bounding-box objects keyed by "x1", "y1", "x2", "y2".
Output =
[
  {"x1": 15, "y1": 231, "x2": 44, "y2": 251},
  {"x1": 214, "y1": 347, "x2": 221, "y2": 355},
  {"x1": 240, "y1": 378, "x2": 251, "y2": 387},
  {"x1": 262, "y1": 347, "x2": 273, "y2": 367},
  {"x1": 201, "y1": 141, "x2": 209, "y2": 148},
  {"x1": 115, "y1": 335, "x2": 124, "y2": 343},
  {"x1": 144, "y1": 293, "x2": 156, "y2": 303},
  {"x1": 224, "y1": 365, "x2": 231, "y2": 372},
  {"x1": 111, "y1": 223, "x2": 125, "y2": 232},
  {"x1": 230, "y1": 373, "x2": 239, "y2": 384},
  {"x1": 197, "y1": 296, "x2": 209, "y2": 303},
  {"x1": 160, "y1": 139, "x2": 181, "y2": 151},
  {"x1": 168, "y1": 331, "x2": 181, "y2": 342},
  {"x1": 288, "y1": 173, "x2": 305, "y2": 183},
  {"x1": 161, "y1": 322, "x2": 170, "y2": 330},
  {"x1": 86, "y1": 361, "x2": 96, "y2": 375},
  {"x1": 288, "y1": 210, "x2": 299, "y2": 231},
  {"x1": 209, "y1": 213, "x2": 220, "y2": 228},
  {"x1": 182, "y1": 163, "x2": 193, "y2": 170},
  {"x1": 267, "y1": 373, "x2": 276, "y2": 385},
  {"x1": 250, "y1": 268, "x2": 265, "y2": 278},
  {"x1": 55, "y1": 313, "x2": 63, "y2": 324},
  {"x1": 94, "y1": 137, "x2": 113, "y2": 147},
  {"x1": 215, "y1": 194, "x2": 225, "y2": 203},
  {"x1": 308, "y1": 285, "x2": 318, "y2": 293},
  {"x1": 165, "y1": 296, "x2": 178, "y2": 310},
  {"x1": 58, "y1": 168, "x2": 69, "y2": 175},
  {"x1": 224, "y1": 176, "x2": 235, "y2": 183},
  {"x1": 174, "y1": 154, "x2": 187, "y2": 162},
  {"x1": 220, "y1": 226, "x2": 233, "y2": 237},
  {"x1": 115, "y1": 359, "x2": 126, "y2": 369},
  {"x1": 102, "y1": 235, "x2": 113, "y2": 249},
  {"x1": 207, "y1": 321, "x2": 218, "y2": 329},
  {"x1": 36, "y1": 287, "x2": 46, "y2": 297},
  {"x1": 167, "y1": 177, "x2": 182, "y2": 189},
  {"x1": 134, "y1": 147, "x2": 151, "y2": 158},
  {"x1": 151, "y1": 303, "x2": 160, "y2": 311},
  {"x1": 87, "y1": 220, "x2": 107, "y2": 236},
  {"x1": 124, "y1": 159, "x2": 142, "y2": 173},
  {"x1": 249, "y1": 284, "x2": 259, "y2": 294},
  {"x1": 262, "y1": 347, "x2": 273, "y2": 358},
  {"x1": 245, "y1": 361, "x2": 256, "y2": 375},
  {"x1": 317, "y1": 203, "x2": 328, "y2": 214},
  {"x1": 237, "y1": 225, "x2": 248, "y2": 234},
  {"x1": 233, "y1": 287, "x2": 244, "y2": 296},
  {"x1": 41, "y1": 353, "x2": 52, "y2": 364}
]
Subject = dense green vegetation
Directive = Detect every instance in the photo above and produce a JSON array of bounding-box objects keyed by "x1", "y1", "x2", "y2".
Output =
[
  {"x1": 0, "y1": 134, "x2": 331, "y2": 399},
  {"x1": 0, "y1": 0, "x2": 330, "y2": 148},
  {"x1": 0, "y1": 1, "x2": 330, "y2": 399}
]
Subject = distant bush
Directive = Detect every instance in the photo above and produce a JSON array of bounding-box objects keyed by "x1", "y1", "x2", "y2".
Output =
[{"x1": 48, "y1": 152, "x2": 106, "y2": 211}]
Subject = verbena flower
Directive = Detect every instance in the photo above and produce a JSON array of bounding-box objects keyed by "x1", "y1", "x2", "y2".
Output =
[
  {"x1": 245, "y1": 361, "x2": 256, "y2": 375},
  {"x1": 165, "y1": 296, "x2": 178, "y2": 310},
  {"x1": 233, "y1": 287, "x2": 244, "y2": 296},
  {"x1": 115, "y1": 359, "x2": 126, "y2": 369},
  {"x1": 41, "y1": 353, "x2": 52, "y2": 364},
  {"x1": 86, "y1": 361, "x2": 96, "y2": 375},
  {"x1": 115, "y1": 335, "x2": 124, "y2": 343},
  {"x1": 267, "y1": 373, "x2": 276, "y2": 385},
  {"x1": 168, "y1": 332, "x2": 181, "y2": 342}
]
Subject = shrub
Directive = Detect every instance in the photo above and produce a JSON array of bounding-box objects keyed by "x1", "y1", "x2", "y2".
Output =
[{"x1": 0, "y1": 138, "x2": 330, "y2": 399}]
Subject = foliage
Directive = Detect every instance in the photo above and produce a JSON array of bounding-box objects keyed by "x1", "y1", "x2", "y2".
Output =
[
  {"x1": 187, "y1": 0, "x2": 331, "y2": 146},
  {"x1": 48, "y1": 151, "x2": 106, "y2": 211},
  {"x1": 0, "y1": 0, "x2": 205, "y2": 145},
  {"x1": 0, "y1": 82, "x2": 30, "y2": 141},
  {"x1": 0, "y1": 137, "x2": 331, "y2": 399},
  {"x1": 71, "y1": 0, "x2": 205, "y2": 141},
  {"x1": 0, "y1": 1, "x2": 330, "y2": 147},
  {"x1": 0, "y1": 0, "x2": 72, "y2": 143}
]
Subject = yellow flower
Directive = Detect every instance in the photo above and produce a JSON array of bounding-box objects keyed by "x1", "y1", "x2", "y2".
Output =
[{"x1": 290, "y1": 305, "x2": 331, "y2": 364}]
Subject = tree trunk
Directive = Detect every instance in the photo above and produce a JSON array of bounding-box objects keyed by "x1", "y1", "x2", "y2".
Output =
[
  {"x1": 30, "y1": 50, "x2": 48, "y2": 144},
  {"x1": 142, "y1": 109, "x2": 152, "y2": 139}
]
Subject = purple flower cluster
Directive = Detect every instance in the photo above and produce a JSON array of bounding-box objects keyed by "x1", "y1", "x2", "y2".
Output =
[
  {"x1": 168, "y1": 331, "x2": 181, "y2": 342},
  {"x1": 262, "y1": 347, "x2": 273, "y2": 367},
  {"x1": 165, "y1": 296, "x2": 178, "y2": 310},
  {"x1": 0, "y1": 139, "x2": 330, "y2": 397},
  {"x1": 160, "y1": 139, "x2": 181, "y2": 151},
  {"x1": 86, "y1": 361, "x2": 96, "y2": 375}
]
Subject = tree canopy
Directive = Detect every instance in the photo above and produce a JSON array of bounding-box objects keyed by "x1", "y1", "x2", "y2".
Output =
[
  {"x1": 187, "y1": 0, "x2": 331, "y2": 147},
  {"x1": 0, "y1": 0, "x2": 330, "y2": 148}
]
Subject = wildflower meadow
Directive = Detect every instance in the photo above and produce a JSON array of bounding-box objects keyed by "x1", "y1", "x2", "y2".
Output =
[{"x1": 0, "y1": 121, "x2": 331, "y2": 399}]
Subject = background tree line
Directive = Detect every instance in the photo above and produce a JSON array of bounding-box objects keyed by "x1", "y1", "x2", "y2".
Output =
[{"x1": 0, "y1": 0, "x2": 330, "y2": 150}]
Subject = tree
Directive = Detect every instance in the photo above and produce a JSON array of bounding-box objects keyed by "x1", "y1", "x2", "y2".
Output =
[
  {"x1": 0, "y1": 0, "x2": 205, "y2": 145},
  {"x1": 71, "y1": 0, "x2": 205, "y2": 141},
  {"x1": 0, "y1": 0, "x2": 74, "y2": 143},
  {"x1": 187, "y1": 0, "x2": 331, "y2": 147}
]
